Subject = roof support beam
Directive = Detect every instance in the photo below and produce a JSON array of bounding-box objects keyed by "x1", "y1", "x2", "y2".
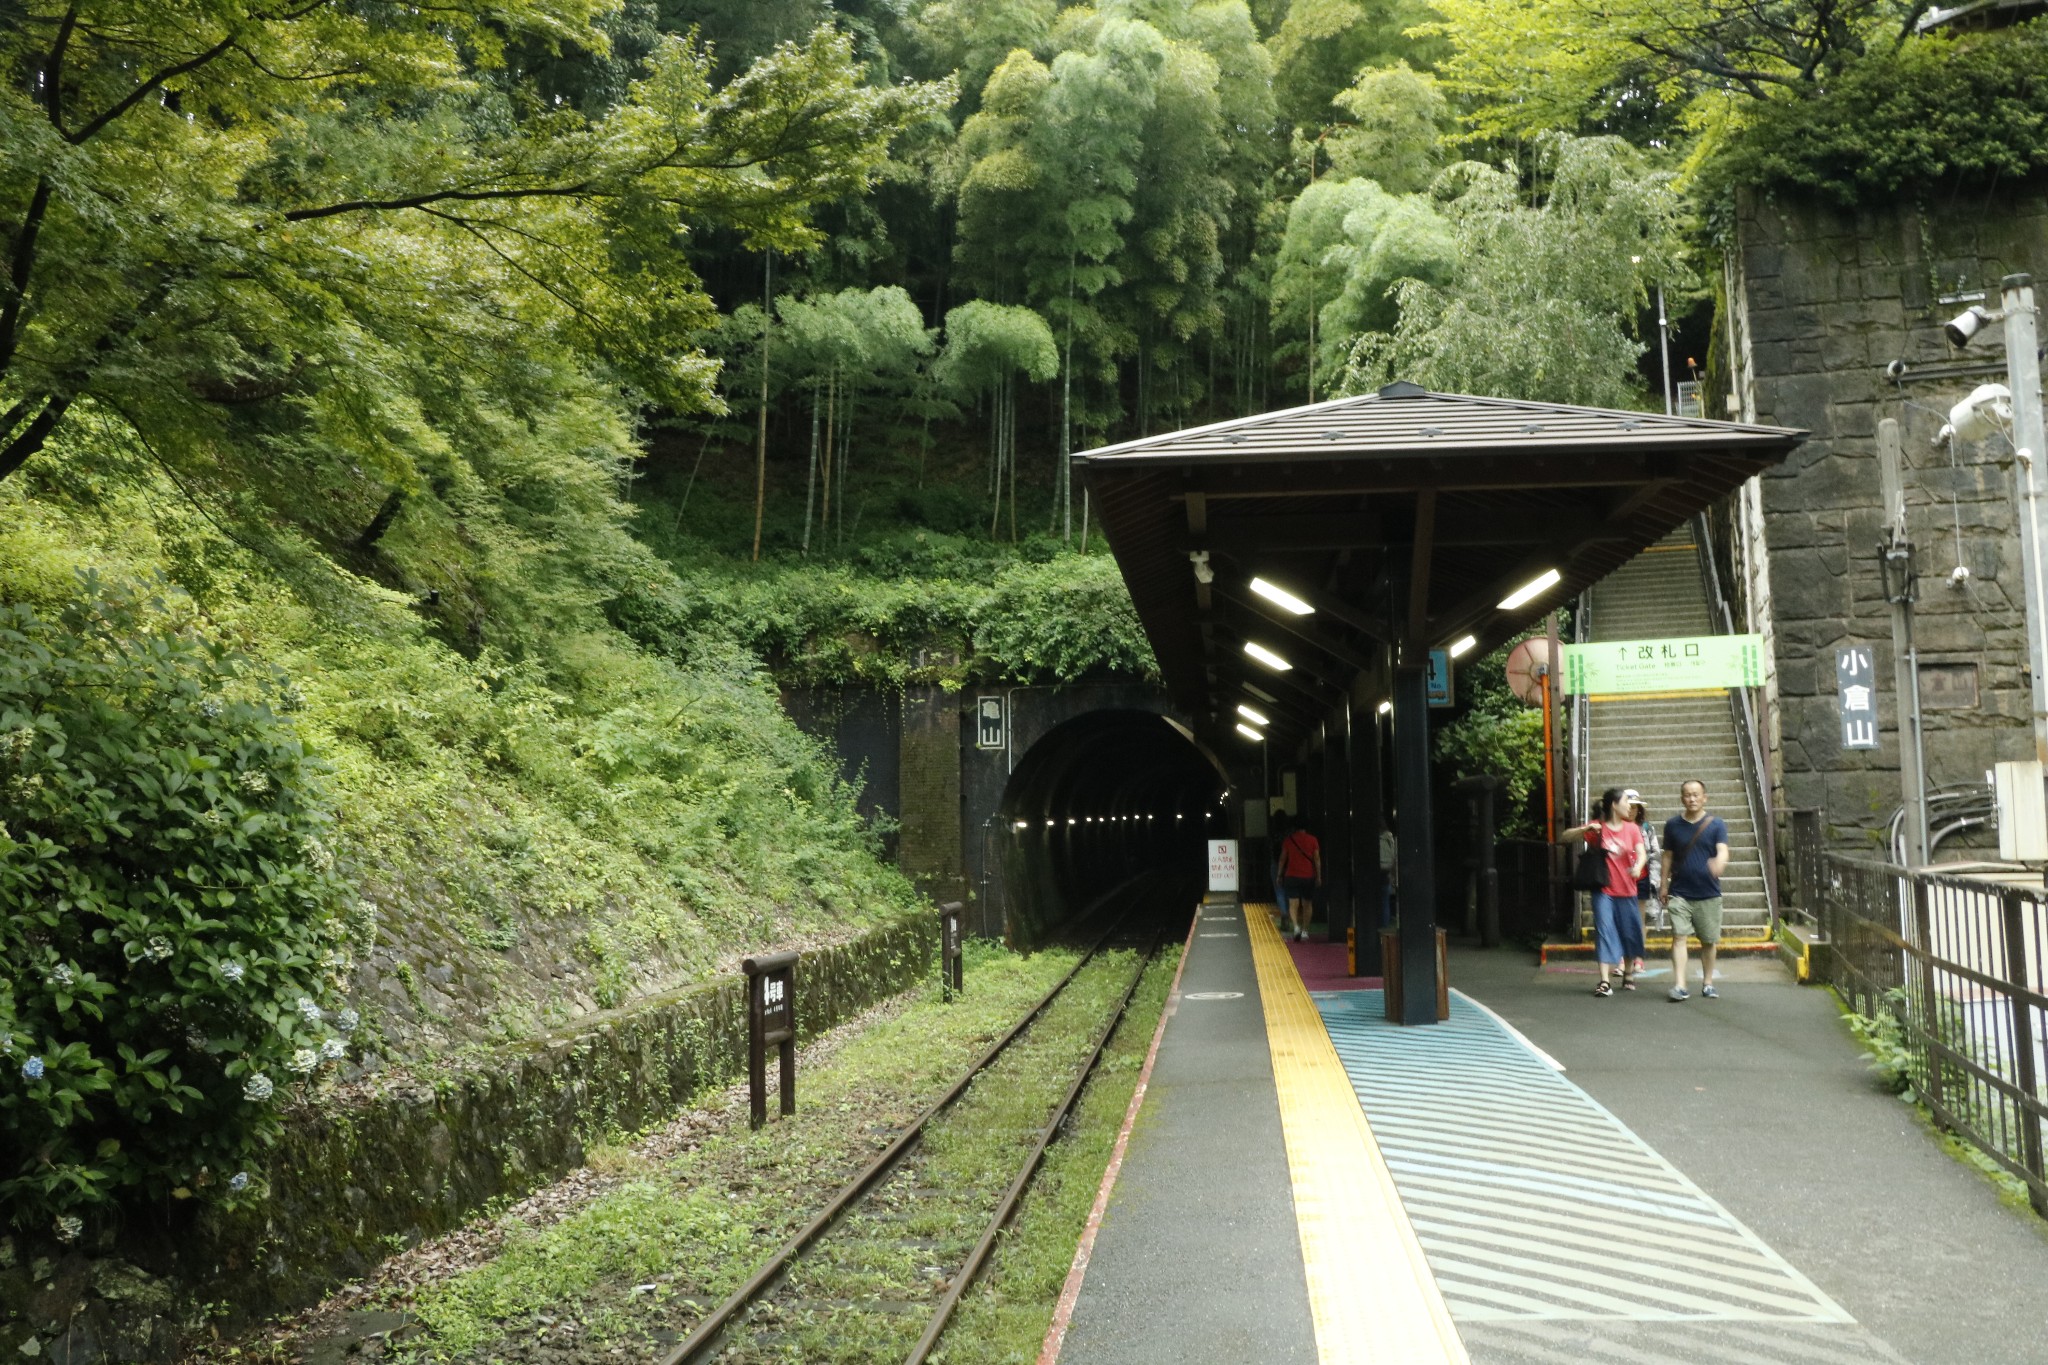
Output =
[{"x1": 1405, "y1": 490, "x2": 1435, "y2": 647}]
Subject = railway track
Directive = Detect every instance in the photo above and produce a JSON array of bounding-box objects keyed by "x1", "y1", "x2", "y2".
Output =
[{"x1": 656, "y1": 883, "x2": 1179, "y2": 1365}]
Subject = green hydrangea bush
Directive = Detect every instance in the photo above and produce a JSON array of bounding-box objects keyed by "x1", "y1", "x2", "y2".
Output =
[{"x1": 0, "y1": 574, "x2": 352, "y2": 1239}]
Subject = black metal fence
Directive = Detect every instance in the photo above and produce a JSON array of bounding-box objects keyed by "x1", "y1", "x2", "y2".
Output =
[{"x1": 1796, "y1": 816, "x2": 2048, "y2": 1217}]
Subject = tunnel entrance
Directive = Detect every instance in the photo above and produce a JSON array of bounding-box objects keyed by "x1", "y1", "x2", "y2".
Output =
[{"x1": 994, "y1": 710, "x2": 1230, "y2": 945}]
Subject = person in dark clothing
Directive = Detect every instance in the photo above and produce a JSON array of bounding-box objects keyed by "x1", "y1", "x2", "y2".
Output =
[{"x1": 1273, "y1": 817, "x2": 1322, "y2": 943}]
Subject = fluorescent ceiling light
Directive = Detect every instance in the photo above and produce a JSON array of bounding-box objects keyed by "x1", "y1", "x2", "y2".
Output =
[
  {"x1": 1377, "y1": 699, "x2": 1392, "y2": 715},
  {"x1": 1244, "y1": 683, "x2": 1278, "y2": 704},
  {"x1": 1243, "y1": 640, "x2": 1292, "y2": 671},
  {"x1": 1448, "y1": 635, "x2": 1477, "y2": 659},
  {"x1": 1497, "y1": 568, "x2": 1562, "y2": 611},
  {"x1": 1236, "y1": 703, "x2": 1270, "y2": 726},
  {"x1": 1235, "y1": 722, "x2": 1265, "y2": 741},
  {"x1": 1249, "y1": 577, "x2": 1314, "y2": 615}
]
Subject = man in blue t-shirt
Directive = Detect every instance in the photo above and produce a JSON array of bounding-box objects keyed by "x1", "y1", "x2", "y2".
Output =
[{"x1": 1658, "y1": 779, "x2": 1730, "y2": 1002}]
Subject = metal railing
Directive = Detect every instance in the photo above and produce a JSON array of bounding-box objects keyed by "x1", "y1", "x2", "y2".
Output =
[
  {"x1": 1800, "y1": 825, "x2": 2048, "y2": 1217},
  {"x1": 1692, "y1": 512, "x2": 1779, "y2": 923}
]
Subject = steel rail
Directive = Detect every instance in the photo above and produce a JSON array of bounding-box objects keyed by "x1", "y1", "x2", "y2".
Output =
[
  {"x1": 656, "y1": 909, "x2": 1139, "y2": 1365},
  {"x1": 903, "y1": 930, "x2": 1162, "y2": 1365}
]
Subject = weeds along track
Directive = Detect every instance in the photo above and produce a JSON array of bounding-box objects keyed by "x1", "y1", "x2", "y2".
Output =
[{"x1": 657, "y1": 892, "x2": 1175, "y2": 1365}]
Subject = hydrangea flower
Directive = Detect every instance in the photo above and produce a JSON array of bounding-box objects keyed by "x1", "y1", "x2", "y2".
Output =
[
  {"x1": 237, "y1": 770, "x2": 271, "y2": 795},
  {"x1": 21, "y1": 1056, "x2": 44, "y2": 1081},
  {"x1": 280, "y1": 684, "x2": 306, "y2": 713},
  {"x1": 218, "y1": 961, "x2": 245, "y2": 984},
  {"x1": 303, "y1": 838, "x2": 335, "y2": 873},
  {"x1": 5, "y1": 725, "x2": 35, "y2": 754},
  {"x1": 53, "y1": 1215, "x2": 82, "y2": 1243},
  {"x1": 145, "y1": 935, "x2": 173, "y2": 962},
  {"x1": 198, "y1": 807, "x2": 229, "y2": 830},
  {"x1": 184, "y1": 1028, "x2": 208, "y2": 1051},
  {"x1": 320, "y1": 1038, "x2": 347, "y2": 1063},
  {"x1": 297, "y1": 997, "x2": 323, "y2": 1025},
  {"x1": 49, "y1": 963, "x2": 75, "y2": 988},
  {"x1": 335, "y1": 1008, "x2": 360, "y2": 1034},
  {"x1": 287, "y1": 1048, "x2": 318, "y2": 1075},
  {"x1": 199, "y1": 697, "x2": 224, "y2": 719},
  {"x1": 242, "y1": 1073, "x2": 274, "y2": 1101},
  {"x1": 228, "y1": 1171, "x2": 250, "y2": 1193}
]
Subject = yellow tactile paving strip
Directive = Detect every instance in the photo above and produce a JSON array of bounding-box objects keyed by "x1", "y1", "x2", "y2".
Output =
[{"x1": 1244, "y1": 905, "x2": 1469, "y2": 1365}]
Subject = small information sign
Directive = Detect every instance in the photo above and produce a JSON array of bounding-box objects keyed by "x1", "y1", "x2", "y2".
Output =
[
  {"x1": 975, "y1": 695, "x2": 1005, "y2": 750},
  {"x1": 1207, "y1": 838, "x2": 1240, "y2": 893},
  {"x1": 1562, "y1": 634, "x2": 1765, "y2": 695},
  {"x1": 743, "y1": 950, "x2": 799, "y2": 1129},
  {"x1": 1836, "y1": 644, "x2": 1878, "y2": 750},
  {"x1": 1425, "y1": 649, "x2": 1454, "y2": 708}
]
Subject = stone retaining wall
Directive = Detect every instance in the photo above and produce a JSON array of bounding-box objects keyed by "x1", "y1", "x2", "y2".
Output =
[{"x1": 0, "y1": 909, "x2": 938, "y2": 1362}]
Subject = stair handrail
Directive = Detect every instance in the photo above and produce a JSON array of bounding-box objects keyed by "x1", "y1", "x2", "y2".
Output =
[{"x1": 1691, "y1": 512, "x2": 1780, "y2": 925}]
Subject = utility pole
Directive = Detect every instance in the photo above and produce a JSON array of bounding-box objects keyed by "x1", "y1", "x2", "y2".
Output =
[
  {"x1": 2003, "y1": 275, "x2": 2048, "y2": 766},
  {"x1": 1657, "y1": 283, "x2": 1674, "y2": 416},
  {"x1": 1878, "y1": 417, "x2": 1930, "y2": 865}
]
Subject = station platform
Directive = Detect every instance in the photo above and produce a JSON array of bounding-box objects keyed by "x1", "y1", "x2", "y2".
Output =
[{"x1": 1044, "y1": 896, "x2": 2048, "y2": 1365}]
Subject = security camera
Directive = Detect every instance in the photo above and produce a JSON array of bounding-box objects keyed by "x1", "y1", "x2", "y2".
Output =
[
  {"x1": 1885, "y1": 359, "x2": 1909, "y2": 381},
  {"x1": 1945, "y1": 305, "x2": 1995, "y2": 349},
  {"x1": 1949, "y1": 383, "x2": 2013, "y2": 444},
  {"x1": 1188, "y1": 549, "x2": 1215, "y2": 585}
]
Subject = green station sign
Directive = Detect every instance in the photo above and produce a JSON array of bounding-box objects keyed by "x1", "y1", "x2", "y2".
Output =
[{"x1": 1562, "y1": 634, "x2": 1766, "y2": 695}]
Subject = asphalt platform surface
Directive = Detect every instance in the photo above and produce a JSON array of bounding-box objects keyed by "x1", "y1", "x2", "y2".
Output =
[
  {"x1": 1449, "y1": 945, "x2": 2048, "y2": 1364},
  {"x1": 1060, "y1": 898, "x2": 1317, "y2": 1365}
]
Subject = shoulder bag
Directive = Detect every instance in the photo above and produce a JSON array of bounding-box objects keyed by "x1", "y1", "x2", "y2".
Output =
[{"x1": 1571, "y1": 828, "x2": 1609, "y2": 891}]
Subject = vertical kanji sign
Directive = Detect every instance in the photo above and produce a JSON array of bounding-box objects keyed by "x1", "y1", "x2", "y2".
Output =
[{"x1": 1837, "y1": 644, "x2": 1878, "y2": 750}]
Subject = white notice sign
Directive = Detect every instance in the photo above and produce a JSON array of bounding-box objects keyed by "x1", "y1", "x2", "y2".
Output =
[{"x1": 1207, "y1": 839, "x2": 1240, "y2": 893}]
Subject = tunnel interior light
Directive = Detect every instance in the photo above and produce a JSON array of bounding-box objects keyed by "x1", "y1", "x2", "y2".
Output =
[
  {"x1": 1244, "y1": 683, "x2": 1278, "y2": 704},
  {"x1": 1013, "y1": 820, "x2": 1029, "y2": 832},
  {"x1": 1235, "y1": 722, "x2": 1265, "y2": 741},
  {"x1": 1249, "y1": 577, "x2": 1315, "y2": 616},
  {"x1": 1236, "y1": 703, "x2": 1269, "y2": 726},
  {"x1": 1497, "y1": 567, "x2": 1562, "y2": 611},
  {"x1": 1447, "y1": 634, "x2": 1477, "y2": 659},
  {"x1": 1377, "y1": 699, "x2": 1392, "y2": 715},
  {"x1": 1243, "y1": 640, "x2": 1292, "y2": 671}
]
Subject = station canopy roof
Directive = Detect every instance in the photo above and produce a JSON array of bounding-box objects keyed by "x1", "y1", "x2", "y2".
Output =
[{"x1": 1076, "y1": 382, "x2": 1806, "y2": 748}]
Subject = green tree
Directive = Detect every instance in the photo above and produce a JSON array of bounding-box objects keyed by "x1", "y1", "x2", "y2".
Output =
[
  {"x1": 1426, "y1": 0, "x2": 1927, "y2": 141},
  {"x1": 1325, "y1": 61, "x2": 1449, "y2": 193},
  {"x1": 0, "y1": 5, "x2": 946, "y2": 520},
  {"x1": 1340, "y1": 135, "x2": 1688, "y2": 408},
  {"x1": 932, "y1": 301, "x2": 1058, "y2": 541},
  {"x1": 1266, "y1": 0, "x2": 1441, "y2": 131}
]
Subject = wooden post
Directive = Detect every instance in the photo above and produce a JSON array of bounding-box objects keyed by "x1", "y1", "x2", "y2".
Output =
[
  {"x1": 744, "y1": 950, "x2": 799, "y2": 1129},
  {"x1": 938, "y1": 902, "x2": 965, "y2": 1000}
]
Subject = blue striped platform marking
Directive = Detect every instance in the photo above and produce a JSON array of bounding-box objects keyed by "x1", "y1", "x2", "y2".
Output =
[{"x1": 1311, "y1": 990, "x2": 1854, "y2": 1325}]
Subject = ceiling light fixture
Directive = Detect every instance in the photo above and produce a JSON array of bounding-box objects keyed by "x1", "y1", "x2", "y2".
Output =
[
  {"x1": 1235, "y1": 722, "x2": 1265, "y2": 741},
  {"x1": 1244, "y1": 682, "x2": 1279, "y2": 704},
  {"x1": 1243, "y1": 640, "x2": 1293, "y2": 671},
  {"x1": 1249, "y1": 577, "x2": 1314, "y2": 616},
  {"x1": 1377, "y1": 699, "x2": 1392, "y2": 716},
  {"x1": 1448, "y1": 635, "x2": 1477, "y2": 659},
  {"x1": 1497, "y1": 567, "x2": 1562, "y2": 611},
  {"x1": 1236, "y1": 703, "x2": 1270, "y2": 726}
]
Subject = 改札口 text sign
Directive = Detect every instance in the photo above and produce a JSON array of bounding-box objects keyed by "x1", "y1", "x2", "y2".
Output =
[{"x1": 1562, "y1": 635, "x2": 1765, "y2": 695}]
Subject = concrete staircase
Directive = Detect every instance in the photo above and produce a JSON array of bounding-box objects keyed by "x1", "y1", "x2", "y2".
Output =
[{"x1": 1580, "y1": 532, "x2": 1773, "y2": 941}]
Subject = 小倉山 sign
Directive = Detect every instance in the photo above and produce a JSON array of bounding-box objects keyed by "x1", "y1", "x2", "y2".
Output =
[{"x1": 1562, "y1": 635, "x2": 1765, "y2": 695}]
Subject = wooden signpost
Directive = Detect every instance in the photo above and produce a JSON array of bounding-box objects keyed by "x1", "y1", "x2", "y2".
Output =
[
  {"x1": 743, "y1": 950, "x2": 798, "y2": 1129},
  {"x1": 938, "y1": 902, "x2": 965, "y2": 1001}
]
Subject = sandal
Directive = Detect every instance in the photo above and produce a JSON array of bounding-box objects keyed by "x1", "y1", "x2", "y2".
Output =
[
  {"x1": 1594, "y1": 980, "x2": 1613, "y2": 997},
  {"x1": 1621, "y1": 973, "x2": 1637, "y2": 991}
]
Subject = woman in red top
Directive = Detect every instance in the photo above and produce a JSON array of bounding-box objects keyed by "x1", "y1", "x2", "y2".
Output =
[{"x1": 1559, "y1": 786, "x2": 1648, "y2": 997}]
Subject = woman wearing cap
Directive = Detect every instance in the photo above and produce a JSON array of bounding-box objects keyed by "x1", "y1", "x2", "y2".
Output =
[{"x1": 1559, "y1": 787, "x2": 1649, "y2": 998}]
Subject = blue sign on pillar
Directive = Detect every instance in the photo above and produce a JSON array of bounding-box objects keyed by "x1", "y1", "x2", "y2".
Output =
[{"x1": 1425, "y1": 649, "x2": 1454, "y2": 708}]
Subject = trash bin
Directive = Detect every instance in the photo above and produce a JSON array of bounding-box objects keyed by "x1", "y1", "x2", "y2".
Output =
[{"x1": 1378, "y1": 927, "x2": 1449, "y2": 1022}]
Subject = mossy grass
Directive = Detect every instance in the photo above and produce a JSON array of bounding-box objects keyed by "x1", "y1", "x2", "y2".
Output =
[{"x1": 386, "y1": 941, "x2": 1080, "y2": 1359}]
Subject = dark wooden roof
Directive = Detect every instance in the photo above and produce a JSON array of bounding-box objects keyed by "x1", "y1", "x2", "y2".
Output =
[{"x1": 1077, "y1": 382, "x2": 1805, "y2": 746}]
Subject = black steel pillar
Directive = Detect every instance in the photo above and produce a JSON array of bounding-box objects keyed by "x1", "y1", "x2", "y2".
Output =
[
  {"x1": 1392, "y1": 663, "x2": 1439, "y2": 1025},
  {"x1": 1323, "y1": 700, "x2": 1353, "y2": 943},
  {"x1": 1353, "y1": 688, "x2": 1386, "y2": 974}
]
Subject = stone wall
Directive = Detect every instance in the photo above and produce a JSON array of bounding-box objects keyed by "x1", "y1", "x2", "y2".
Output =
[
  {"x1": 1728, "y1": 178, "x2": 2048, "y2": 846},
  {"x1": 897, "y1": 686, "x2": 966, "y2": 906},
  {"x1": 1, "y1": 909, "x2": 938, "y2": 1363}
]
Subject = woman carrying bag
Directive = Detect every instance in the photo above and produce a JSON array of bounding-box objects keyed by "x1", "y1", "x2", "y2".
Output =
[{"x1": 1559, "y1": 787, "x2": 1649, "y2": 998}]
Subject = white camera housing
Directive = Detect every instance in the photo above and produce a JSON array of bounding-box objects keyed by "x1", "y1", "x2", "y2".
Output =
[
  {"x1": 1946, "y1": 305, "x2": 1994, "y2": 349},
  {"x1": 1948, "y1": 383, "x2": 2013, "y2": 444}
]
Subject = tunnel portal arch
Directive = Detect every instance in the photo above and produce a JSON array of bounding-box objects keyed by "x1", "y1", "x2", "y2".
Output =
[{"x1": 993, "y1": 709, "x2": 1231, "y2": 943}]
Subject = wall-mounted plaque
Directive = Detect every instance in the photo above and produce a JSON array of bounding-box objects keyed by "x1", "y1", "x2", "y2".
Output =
[{"x1": 1918, "y1": 661, "x2": 1980, "y2": 709}]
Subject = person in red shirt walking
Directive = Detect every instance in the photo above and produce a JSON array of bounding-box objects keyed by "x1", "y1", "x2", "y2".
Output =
[
  {"x1": 1559, "y1": 787, "x2": 1649, "y2": 997},
  {"x1": 1273, "y1": 816, "x2": 1322, "y2": 943}
]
